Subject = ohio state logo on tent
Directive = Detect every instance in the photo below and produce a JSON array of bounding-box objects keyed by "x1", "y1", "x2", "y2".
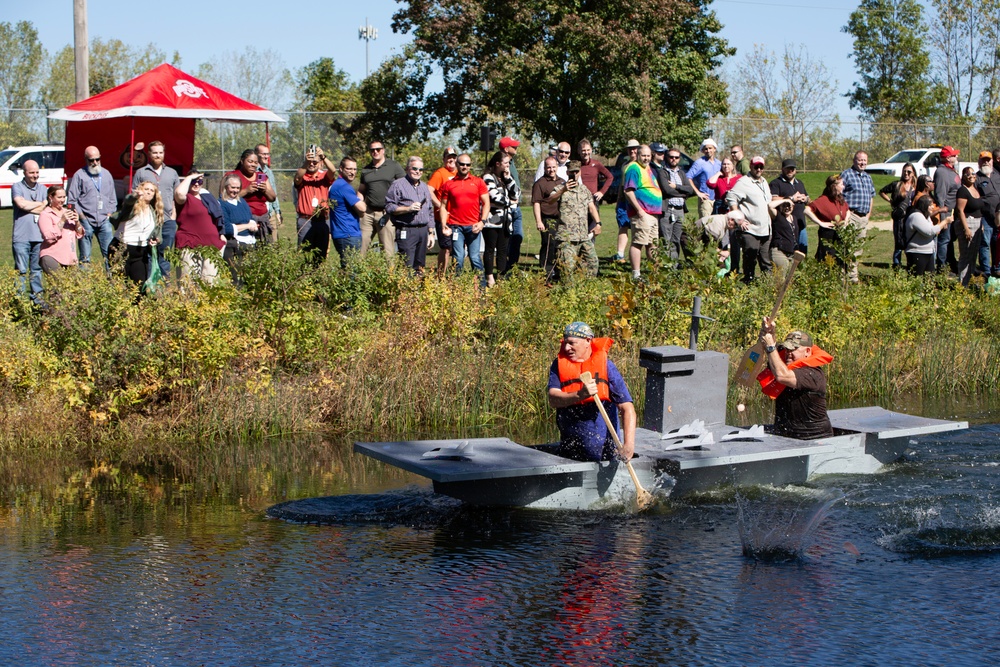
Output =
[{"x1": 173, "y1": 79, "x2": 209, "y2": 99}]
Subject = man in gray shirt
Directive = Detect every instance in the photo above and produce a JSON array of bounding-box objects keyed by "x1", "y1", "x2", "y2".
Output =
[
  {"x1": 11, "y1": 159, "x2": 46, "y2": 301},
  {"x1": 67, "y1": 145, "x2": 118, "y2": 266},
  {"x1": 933, "y1": 146, "x2": 962, "y2": 273},
  {"x1": 132, "y1": 140, "x2": 180, "y2": 275},
  {"x1": 359, "y1": 139, "x2": 406, "y2": 257}
]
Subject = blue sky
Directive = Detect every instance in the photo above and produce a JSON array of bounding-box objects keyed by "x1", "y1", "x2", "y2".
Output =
[{"x1": 11, "y1": 0, "x2": 865, "y2": 117}]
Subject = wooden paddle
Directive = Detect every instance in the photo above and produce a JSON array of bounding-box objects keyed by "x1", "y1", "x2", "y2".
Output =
[
  {"x1": 579, "y1": 372, "x2": 654, "y2": 510},
  {"x1": 733, "y1": 250, "x2": 806, "y2": 387}
]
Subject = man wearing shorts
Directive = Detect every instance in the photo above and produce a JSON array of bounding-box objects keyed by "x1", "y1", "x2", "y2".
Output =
[{"x1": 622, "y1": 145, "x2": 662, "y2": 281}]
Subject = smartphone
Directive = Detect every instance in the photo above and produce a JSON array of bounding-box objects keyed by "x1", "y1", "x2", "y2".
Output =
[
  {"x1": 256, "y1": 172, "x2": 267, "y2": 184},
  {"x1": 66, "y1": 203, "x2": 75, "y2": 211}
]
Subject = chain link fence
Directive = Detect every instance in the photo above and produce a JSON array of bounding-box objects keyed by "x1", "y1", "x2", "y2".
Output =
[{"x1": 710, "y1": 117, "x2": 1000, "y2": 172}]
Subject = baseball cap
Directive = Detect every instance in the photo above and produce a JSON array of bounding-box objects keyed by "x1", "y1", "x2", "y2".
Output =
[
  {"x1": 499, "y1": 136, "x2": 520, "y2": 150},
  {"x1": 941, "y1": 146, "x2": 960, "y2": 158},
  {"x1": 750, "y1": 155, "x2": 766, "y2": 166},
  {"x1": 779, "y1": 330, "x2": 814, "y2": 351},
  {"x1": 566, "y1": 160, "x2": 582, "y2": 173},
  {"x1": 564, "y1": 321, "x2": 594, "y2": 340},
  {"x1": 649, "y1": 142, "x2": 667, "y2": 154},
  {"x1": 781, "y1": 158, "x2": 796, "y2": 170},
  {"x1": 979, "y1": 150, "x2": 993, "y2": 160},
  {"x1": 443, "y1": 146, "x2": 458, "y2": 158}
]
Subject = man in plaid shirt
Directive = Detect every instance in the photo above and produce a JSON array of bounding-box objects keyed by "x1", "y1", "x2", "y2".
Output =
[{"x1": 839, "y1": 151, "x2": 875, "y2": 282}]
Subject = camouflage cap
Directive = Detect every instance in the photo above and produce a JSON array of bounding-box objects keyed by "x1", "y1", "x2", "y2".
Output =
[
  {"x1": 564, "y1": 321, "x2": 594, "y2": 340},
  {"x1": 566, "y1": 160, "x2": 582, "y2": 173},
  {"x1": 779, "y1": 330, "x2": 814, "y2": 351}
]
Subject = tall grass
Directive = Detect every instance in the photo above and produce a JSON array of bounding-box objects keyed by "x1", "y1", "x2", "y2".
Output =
[{"x1": 0, "y1": 240, "x2": 996, "y2": 466}]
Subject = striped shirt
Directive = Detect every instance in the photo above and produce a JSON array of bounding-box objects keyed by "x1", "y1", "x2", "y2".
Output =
[{"x1": 839, "y1": 167, "x2": 875, "y2": 215}]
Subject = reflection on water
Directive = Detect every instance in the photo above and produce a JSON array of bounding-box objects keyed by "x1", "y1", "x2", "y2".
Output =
[{"x1": 1, "y1": 416, "x2": 1000, "y2": 664}]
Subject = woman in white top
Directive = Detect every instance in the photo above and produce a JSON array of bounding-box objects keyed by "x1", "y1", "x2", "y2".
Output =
[
  {"x1": 904, "y1": 189, "x2": 949, "y2": 276},
  {"x1": 113, "y1": 181, "x2": 163, "y2": 284}
]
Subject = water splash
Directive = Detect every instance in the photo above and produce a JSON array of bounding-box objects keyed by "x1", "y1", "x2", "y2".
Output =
[
  {"x1": 736, "y1": 488, "x2": 845, "y2": 562},
  {"x1": 878, "y1": 501, "x2": 1000, "y2": 556}
]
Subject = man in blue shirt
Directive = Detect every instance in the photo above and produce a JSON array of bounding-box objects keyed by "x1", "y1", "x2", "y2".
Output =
[
  {"x1": 839, "y1": 151, "x2": 876, "y2": 283},
  {"x1": 547, "y1": 321, "x2": 636, "y2": 462},
  {"x1": 328, "y1": 157, "x2": 367, "y2": 268},
  {"x1": 686, "y1": 138, "x2": 721, "y2": 219},
  {"x1": 67, "y1": 145, "x2": 118, "y2": 267},
  {"x1": 11, "y1": 160, "x2": 46, "y2": 302}
]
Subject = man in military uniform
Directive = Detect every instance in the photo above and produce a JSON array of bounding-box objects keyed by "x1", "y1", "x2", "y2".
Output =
[{"x1": 552, "y1": 160, "x2": 602, "y2": 281}]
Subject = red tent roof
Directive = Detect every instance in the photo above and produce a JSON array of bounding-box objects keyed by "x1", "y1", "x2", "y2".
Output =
[{"x1": 49, "y1": 63, "x2": 285, "y2": 123}]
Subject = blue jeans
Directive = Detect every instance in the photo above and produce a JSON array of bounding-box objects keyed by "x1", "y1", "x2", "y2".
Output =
[
  {"x1": 936, "y1": 224, "x2": 951, "y2": 270},
  {"x1": 797, "y1": 226, "x2": 808, "y2": 255},
  {"x1": 12, "y1": 240, "x2": 43, "y2": 299},
  {"x1": 158, "y1": 219, "x2": 177, "y2": 276},
  {"x1": 79, "y1": 218, "x2": 114, "y2": 266},
  {"x1": 333, "y1": 235, "x2": 362, "y2": 268},
  {"x1": 980, "y1": 220, "x2": 994, "y2": 276},
  {"x1": 452, "y1": 224, "x2": 483, "y2": 275},
  {"x1": 506, "y1": 207, "x2": 523, "y2": 269}
]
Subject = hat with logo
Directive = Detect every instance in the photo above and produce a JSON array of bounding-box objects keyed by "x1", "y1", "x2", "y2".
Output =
[
  {"x1": 750, "y1": 155, "x2": 766, "y2": 166},
  {"x1": 649, "y1": 142, "x2": 667, "y2": 154},
  {"x1": 941, "y1": 146, "x2": 960, "y2": 159},
  {"x1": 499, "y1": 136, "x2": 520, "y2": 150},
  {"x1": 979, "y1": 150, "x2": 993, "y2": 160},
  {"x1": 443, "y1": 146, "x2": 458, "y2": 158}
]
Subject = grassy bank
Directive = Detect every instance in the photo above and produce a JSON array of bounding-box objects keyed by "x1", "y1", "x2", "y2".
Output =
[{"x1": 0, "y1": 230, "x2": 995, "y2": 467}]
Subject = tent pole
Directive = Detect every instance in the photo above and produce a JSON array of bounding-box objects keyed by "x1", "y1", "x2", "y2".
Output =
[
  {"x1": 265, "y1": 122, "x2": 271, "y2": 152},
  {"x1": 128, "y1": 118, "x2": 135, "y2": 190}
]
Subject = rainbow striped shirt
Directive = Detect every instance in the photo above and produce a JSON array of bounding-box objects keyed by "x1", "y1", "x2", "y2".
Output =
[{"x1": 623, "y1": 162, "x2": 662, "y2": 216}]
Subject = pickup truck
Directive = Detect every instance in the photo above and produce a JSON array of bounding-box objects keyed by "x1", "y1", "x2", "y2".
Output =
[{"x1": 864, "y1": 147, "x2": 977, "y2": 179}]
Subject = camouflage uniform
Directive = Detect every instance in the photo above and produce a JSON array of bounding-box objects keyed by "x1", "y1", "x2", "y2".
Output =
[{"x1": 554, "y1": 182, "x2": 599, "y2": 278}]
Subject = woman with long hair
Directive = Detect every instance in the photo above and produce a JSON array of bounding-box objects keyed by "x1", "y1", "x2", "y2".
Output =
[
  {"x1": 38, "y1": 185, "x2": 85, "y2": 273},
  {"x1": 954, "y1": 166, "x2": 987, "y2": 286},
  {"x1": 904, "y1": 188, "x2": 949, "y2": 276},
  {"x1": 879, "y1": 162, "x2": 917, "y2": 269},
  {"x1": 707, "y1": 156, "x2": 741, "y2": 214},
  {"x1": 481, "y1": 150, "x2": 519, "y2": 287},
  {"x1": 113, "y1": 180, "x2": 163, "y2": 285},
  {"x1": 804, "y1": 174, "x2": 849, "y2": 263}
]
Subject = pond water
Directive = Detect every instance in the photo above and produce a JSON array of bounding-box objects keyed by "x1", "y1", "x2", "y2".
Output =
[{"x1": 2, "y1": 412, "x2": 1000, "y2": 665}]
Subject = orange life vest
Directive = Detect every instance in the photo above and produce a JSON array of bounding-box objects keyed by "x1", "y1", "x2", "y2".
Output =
[
  {"x1": 757, "y1": 345, "x2": 833, "y2": 399},
  {"x1": 557, "y1": 337, "x2": 613, "y2": 404}
]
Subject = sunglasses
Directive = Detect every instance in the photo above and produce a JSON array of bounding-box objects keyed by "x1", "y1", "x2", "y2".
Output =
[
  {"x1": 667, "y1": 155, "x2": 681, "y2": 159},
  {"x1": 457, "y1": 162, "x2": 472, "y2": 167},
  {"x1": 87, "y1": 157, "x2": 101, "y2": 163},
  {"x1": 370, "y1": 146, "x2": 384, "y2": 152},
  {"x1": 409, "y1": 167, "x2": 424, "y2": 172},
  {"x1": 557, "y1": 150, "x2": 570, "y2": 154}
]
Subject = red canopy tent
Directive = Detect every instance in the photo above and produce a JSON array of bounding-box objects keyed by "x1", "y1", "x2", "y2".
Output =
[{"x1": 49, "y1": 63, "x2": 285, "y2": 189}]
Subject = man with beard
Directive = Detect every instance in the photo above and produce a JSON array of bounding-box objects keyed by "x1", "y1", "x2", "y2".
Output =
[
  {"x1": 67, "y1": 145, "x2": 118, "y2": 266},
  {"x1": 975, "y1": 151, "x2": 999, "y2": 278}
]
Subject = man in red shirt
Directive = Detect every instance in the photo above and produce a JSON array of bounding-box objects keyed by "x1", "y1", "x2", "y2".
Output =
[
  {"x1": 293, "y1": 146, "x2": 337, "y2": 265},
  {"x1": 428, "y1": 146, "x2": 459, "y2": 275},
  {"x1": 438, "y1": 153, "x2": 489, "y2": 276},
  {"x1": 577, "y1": 139, "x2": 613, "y2": 205}
]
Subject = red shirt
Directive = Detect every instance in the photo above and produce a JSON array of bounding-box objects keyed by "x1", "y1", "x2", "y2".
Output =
[
  {"x1": 809, "y1": 194, "x2": 849, "y2": 223},
  {"x1": 579, "y1": 159, "x2": 612, "y2": 197},
  {"x1": 439, "y1": 175, "x2": 488, "y2": 227},
  {"x1": 176, "y1": 194, "x2": 225, "y2": 250},
  {"x1": 710, "y1": 174, "x2": 742, "y2": 202},
  {"x1": 228, "y1": 170, "x2": 269, "y2": 217},
  {"x1": 296, "y1": 169, "x2": 336, "y2": 218}
]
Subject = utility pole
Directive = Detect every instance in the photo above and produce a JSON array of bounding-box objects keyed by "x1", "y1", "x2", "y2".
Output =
[
  {"x1": 358, "y1": 18, "x2": 378, "y2": 77},
  {"x1": 73, "y1": 0, "x2": 89, "y2": 101}
]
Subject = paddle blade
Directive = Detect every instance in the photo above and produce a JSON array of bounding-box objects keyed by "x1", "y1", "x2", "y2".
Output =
[{"x1": 734, "y1": 341, "x2": 767, "y2": 387}]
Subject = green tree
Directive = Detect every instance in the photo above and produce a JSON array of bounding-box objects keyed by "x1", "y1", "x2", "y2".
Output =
[
  {"x1": 0, "y1": 21, "x2": 46, "y2": 122},
  {"x1": 843, "y1": 0, "x2": 945, "y2": 122},
  {"x1": 295, "y1": 57, "x2": 362, "y2": 112},
  {"x1": 336, "y1": 46, "x2": 433, "y2": 151},
  {"x1": 391, "y1": 0, "x2": 732, "y2": 153}
]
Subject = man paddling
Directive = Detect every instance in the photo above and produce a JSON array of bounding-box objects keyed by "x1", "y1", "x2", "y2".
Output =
[
  {"x1": 547, "y1": 322, "x2": 636, "y2": 461},
  {"x1": 758, "y1": 317, "x2": 834, "y2": 439}
]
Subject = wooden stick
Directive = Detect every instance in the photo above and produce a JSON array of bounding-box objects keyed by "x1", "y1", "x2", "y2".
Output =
[{"x1": 579, "y1": 372, "x2": 654, "y2": 510}]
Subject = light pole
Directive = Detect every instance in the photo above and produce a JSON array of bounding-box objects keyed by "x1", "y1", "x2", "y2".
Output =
[{"x1": 359, "y1": 19, "x2": 378, "y2": 77}]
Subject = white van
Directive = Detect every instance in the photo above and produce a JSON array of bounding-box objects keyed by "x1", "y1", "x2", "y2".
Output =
[{"x1": 0, "y1": 145, "x2": 66, "y2": 208}]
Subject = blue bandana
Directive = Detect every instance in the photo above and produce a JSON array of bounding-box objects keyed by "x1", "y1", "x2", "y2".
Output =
[{"x1": 564, "y1": 321, "x2": 594, "y2": 339}]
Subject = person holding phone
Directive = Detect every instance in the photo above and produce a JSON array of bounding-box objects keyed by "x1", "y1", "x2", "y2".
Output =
[
  {"x1": 227, "y1": 149, "x2": 276, "y2": 243},
  {"x1": 38, "y1": 186, "x2": 86, "y2": 273}
]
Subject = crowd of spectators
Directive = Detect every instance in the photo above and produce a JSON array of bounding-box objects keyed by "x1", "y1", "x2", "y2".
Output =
[{"x1": 11, "y1": 138, "x2": 1000, "y2": 304}]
